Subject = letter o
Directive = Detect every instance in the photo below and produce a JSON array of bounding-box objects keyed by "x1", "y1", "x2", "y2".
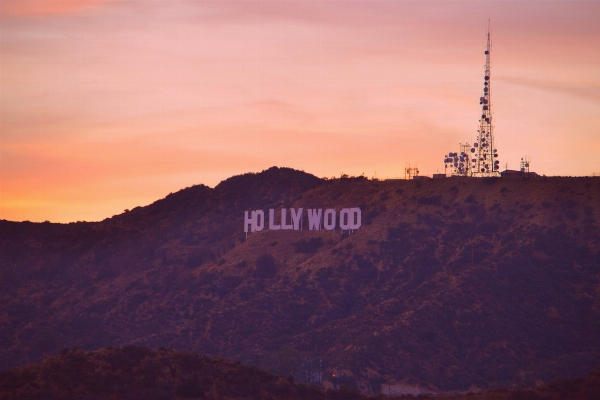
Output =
[
  {"x1": 339, "y1": 208, "x2": 351, "y2": 230},
  {"x1": 324, "y1": 209, "x2": 336, "y2": 231},
  {"x1": 349, "y1": 207, "x2": 361, "y2": 230},
  {"x1": 254, "y1": 210, "x2": 265, "y2": 231}
]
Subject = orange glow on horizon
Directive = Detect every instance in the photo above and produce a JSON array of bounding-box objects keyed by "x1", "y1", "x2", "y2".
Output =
[{"x1": 1, "y1": 1, "x2": 599, "y2": 223}]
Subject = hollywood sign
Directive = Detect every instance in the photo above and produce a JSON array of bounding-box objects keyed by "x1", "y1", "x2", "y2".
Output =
[{"x1": 244, "y1": 208, "x2": 362, "y2": 233}]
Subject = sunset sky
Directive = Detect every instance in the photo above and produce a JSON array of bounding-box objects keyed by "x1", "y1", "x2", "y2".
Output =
[{"x1": 1, "y1": 1, "x2": 599, "y2": 223}]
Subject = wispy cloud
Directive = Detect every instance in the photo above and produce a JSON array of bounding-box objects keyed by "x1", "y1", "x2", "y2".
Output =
[{"x1": 497, "y1": 76, "x2": 600, "y2": 104}]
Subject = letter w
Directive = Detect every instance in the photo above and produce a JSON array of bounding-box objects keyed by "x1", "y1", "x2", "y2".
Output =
[{"x1": 307, "y1": 209, "x2": 322, "y2": 230}]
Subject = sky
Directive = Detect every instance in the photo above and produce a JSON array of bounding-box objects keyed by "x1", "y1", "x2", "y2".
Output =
[{"x1": 1, "y1": 1, "x2": 599, "y2": 223}]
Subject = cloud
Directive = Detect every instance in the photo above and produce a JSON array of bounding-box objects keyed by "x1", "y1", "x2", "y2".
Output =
[
  {"x1": 0, "y1": 0, "x2": 114, "y2": 17},
  {"x1": 497, "y1": 76, "x2": 600, "y2": 104}
]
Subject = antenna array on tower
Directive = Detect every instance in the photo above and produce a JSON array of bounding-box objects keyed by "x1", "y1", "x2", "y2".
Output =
[{"x1": 443, "y1": 22, "x2": 500, "y2": 177}]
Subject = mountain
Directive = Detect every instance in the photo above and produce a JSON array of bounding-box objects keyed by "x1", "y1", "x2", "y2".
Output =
[
  {"x1": 2, "y1": 346, "x2": 600, "y2": 400},
  {"x1": 1, "y1": 167, "x2": 600, "y2": 393},
  {"x1": 0, "y1": 345, "x2": 352, "y2": 400}
]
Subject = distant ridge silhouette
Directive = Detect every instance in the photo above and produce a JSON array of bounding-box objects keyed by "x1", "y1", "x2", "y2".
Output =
[{"x1": 1, "y1": 168, "x2": 599, "y2": 393}]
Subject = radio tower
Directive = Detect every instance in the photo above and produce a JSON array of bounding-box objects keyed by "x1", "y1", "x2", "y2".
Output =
[{"x1": 471, "y1": 21, "x2": 500, "y2": 176}]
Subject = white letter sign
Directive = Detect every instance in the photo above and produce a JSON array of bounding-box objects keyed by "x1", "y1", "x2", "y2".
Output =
[
  {"x1": 244, "y1": 211, "x2": 253, "y2": 233},
  {"x1": 281, "y1": 208, "x2": 293, "y2": 230},
  {"x1": 244, "y1": 207, "x2": 361, "y2": 234},
  {"x1": 340, "y1": 208, "x2": 351, "y2": 230},
  {"x1": 340, "y1": 208, "x2": 361, "y2": 231},
  {"x1": 307, "y1": 209, "x2": 322, "y2": 230},
  {"x1": 291, "y1": 208, "x2": 303, "y2": 230},
  {"x1": 324, "y1": 208, "x2": 336, "y2": 231},
  {"x1": 349, "y1": 207, "x2": 361, "y2": 230},
  {"x1": 254, "y1": 210, "x2": 265, "y2": 232},
  {"x1": 269, "y1": 209, "x2": 281, "y2": 230}
]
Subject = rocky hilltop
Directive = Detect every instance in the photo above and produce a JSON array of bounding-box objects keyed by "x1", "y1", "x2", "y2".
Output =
[{"x1": 1, "y1": 167, "x2": 599, "y2": 393}]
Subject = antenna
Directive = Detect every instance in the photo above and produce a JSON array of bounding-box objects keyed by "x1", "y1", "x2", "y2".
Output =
[
  {"x1": 442, "y1": 21, "x2": 500, "y2": 177},
  {"x1": 405, "y1": 164, "x2": 419, "y2": 180},
  {"x1": 443, "y1": 143, "x2": 472, "y2": 177},
  {"x1": 520, "y1": 156, "x2": 531, "y2": 173},
  {"x1": 471, "y1": 20, "x2": 500, "y2": 177}
]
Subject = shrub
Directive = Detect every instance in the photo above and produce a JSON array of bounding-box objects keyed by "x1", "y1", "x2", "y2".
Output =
[
  {"x1": 185, "y1": 250, "x2": 205, "y2": 268},
  {"x1": 176, "y1": 379, "x2": 205, "y2": 398},
  {"x1": 418, "y1": 196, "x2": 442, "y2": 206},
  {"x1": 255, "y1": 254, "x2": 277, "y2": 276},
  {"x1": 293, "y1": 237, "x2": 324, "y2": 254},
  {"x1": 565, "y1": 210, "x2": 579, "y2": 220},
  {"x1": 329, "y1": 382, "x2": 360, "y2": 399}
]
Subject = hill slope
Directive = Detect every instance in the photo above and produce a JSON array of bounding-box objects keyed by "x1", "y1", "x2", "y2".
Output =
[
  {"x1": 1, "y1": 167, "x2": 600, "y2": 392},
  {"x1": 0, "y1": 346, "x2": 341, "y2": 400},
  {"x1": 2, "y1": 346, "x2": 600, "y2": 400}
]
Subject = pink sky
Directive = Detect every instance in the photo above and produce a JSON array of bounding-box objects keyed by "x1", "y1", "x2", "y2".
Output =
[{"x1": 1, "y1": 1, "x2": 599, "y2": 222}]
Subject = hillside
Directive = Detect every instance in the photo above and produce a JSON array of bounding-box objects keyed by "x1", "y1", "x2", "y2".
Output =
[
  {"x1": 0, "y1": 346, "x2": 349, "y2": 400},
  {"x1": 2, "y1": 346, "x2": 600, "y2": 400},
  {"x1": 1, "y1": 167, "x2": 600, "y2": 393}
]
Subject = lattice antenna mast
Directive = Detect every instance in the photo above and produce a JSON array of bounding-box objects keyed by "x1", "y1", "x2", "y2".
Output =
[
  {"x1": 471, "y1": 21, "x2": 500, "y2": 176},
  {"x1": 443, "y1": 143, "x2": 472, "y2": 177}
]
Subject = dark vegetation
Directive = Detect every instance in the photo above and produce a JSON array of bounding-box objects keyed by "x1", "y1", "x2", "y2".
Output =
[
  {"x1": 255, "y1": 253, "x2": 277, "y2": 276},
  {"x1": 1, "y1": 346, "x2": 599, "y2": 400},
  {"x1": 0, "y1": 346, "x2": 362, "y2": 400},
  {"x1": 293, "y1": 237, "x2": 325, "y2": 253},
  {"x1": 1, "y1": 168, "x2": 600, "y2": 393}
]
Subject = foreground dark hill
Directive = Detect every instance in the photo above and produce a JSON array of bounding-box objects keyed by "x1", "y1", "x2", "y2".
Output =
[
  {"x1": 0, "y1": 346, "x2": 349, "y2": 400},
  {"x1": 2, "y1": 346, "x2": 600, "y2": 400},
  {"x1": 1, "y1": 167, "x2": 600, "y2": 393}
]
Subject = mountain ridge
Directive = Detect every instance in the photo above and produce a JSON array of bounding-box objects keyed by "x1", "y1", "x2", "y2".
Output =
[{"x1": 1, "y1": 167, "x2": 599, "y2": 393}]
